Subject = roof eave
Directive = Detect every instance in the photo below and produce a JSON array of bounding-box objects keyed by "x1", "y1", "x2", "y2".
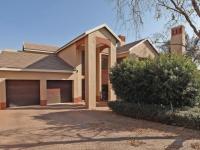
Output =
[
  {"x1": 117, "y1": 51, "x2": 129, "y2": 55},
  {"x1": 85, "y1": 24, "x2": 121, "y2": 42},
  {"x1": 0, "y1": 68, "x2": 74, "y2": 73},
  {"x1": 128, "y1": 39, "x2": 159, "y2": 55},
  {"x1": 23, "y1": 49, "x2": 56, "y2": 54},
  {"x1": 144, "y1": 39, "x2": 160, "y2": 55},
  {"x1": 116, "y1": 38, "x2": 159, "y2": 55}
]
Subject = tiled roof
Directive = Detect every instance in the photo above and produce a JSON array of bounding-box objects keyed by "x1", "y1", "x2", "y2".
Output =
[
  {"x1": 0, "y1": 51, "x2": 74, "y2": 72},
  {"x1": 23, "y1": 42, "x2": 59, "y2": 53},
  {"x1": 117, "y1": 39, "x2": 144, "y2": 53}
]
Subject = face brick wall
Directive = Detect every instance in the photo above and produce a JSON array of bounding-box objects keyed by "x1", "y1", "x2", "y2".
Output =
[{"x1": 170, "y1": 25, "x2": 186, "y2": 55}]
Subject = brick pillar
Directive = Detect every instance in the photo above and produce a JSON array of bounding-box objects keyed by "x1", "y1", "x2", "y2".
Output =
[
  {"x1": 40, "y1": 79, "x2": 47, "y2": 106},
  {"x1": 0, "y1": 78, "x2": 6, "y2": 110}
]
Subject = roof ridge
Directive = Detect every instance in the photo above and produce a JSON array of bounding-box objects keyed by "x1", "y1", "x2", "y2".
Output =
[
  {"x1": 23, "y1": 42, "x2": 59, "y2": 48},
  {"x1": 57, "y1": 24, "x2": 121, "y2": 53},
  {"x1": 117, "y1": 38, "x2": 159, "y2": 54},
  {"x1": 23, "y1": 42, "x2": 59, "y2": 53}
]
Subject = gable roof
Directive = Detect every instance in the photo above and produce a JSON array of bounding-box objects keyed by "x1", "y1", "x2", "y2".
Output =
[
  {"x1": 117, "y1": 39, "x2": 145, "y2": 53},
  {"x1": 57, "y1": 24, "x2": 121, "y2": 53},
  {"x1": 0, "y1": 51, "x2": 73, "y2": 73},
  {"x1": 23, "y1": 42, "x2": 59, "y2": 53},
  {"x1": 117, "y1": 39, "x2": 159, "y2": 55}
]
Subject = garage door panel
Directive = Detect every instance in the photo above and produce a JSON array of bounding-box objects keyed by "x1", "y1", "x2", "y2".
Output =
[
  {"x1": 6, "y1": 80, "x2": 40, "y2": 107},
  {"x1": 47, "y1": 89, "x2": 61, "y2": 104},
  {"x1": 47, "y1": 80, "x2": 72, "y2": 103}
]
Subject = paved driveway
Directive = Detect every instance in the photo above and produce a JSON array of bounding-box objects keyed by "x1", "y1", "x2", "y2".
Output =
[{"x1": 0, "y1": 104, "x2": 200, "y2": 150}]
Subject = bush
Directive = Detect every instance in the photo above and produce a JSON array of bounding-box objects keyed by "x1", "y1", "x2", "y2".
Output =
[
  {"x1": 110, "y1": 54, "x2": 200, "y2": 107},
  {"x1": 108, "y1": 101, "x2": 200, "y2": 130}
]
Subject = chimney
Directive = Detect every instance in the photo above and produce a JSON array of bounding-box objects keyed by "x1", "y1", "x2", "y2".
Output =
[
  {"x1": 170, "y1": 25, "x2": 186, "y2": 55},
  {"x1": 118, "y1": 35, "x2": 126, "y2": 46}
]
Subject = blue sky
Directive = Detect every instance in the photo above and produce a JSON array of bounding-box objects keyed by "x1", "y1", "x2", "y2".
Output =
[{"x1": 0, "y1": 0, "x2": 195, "y2": 51}]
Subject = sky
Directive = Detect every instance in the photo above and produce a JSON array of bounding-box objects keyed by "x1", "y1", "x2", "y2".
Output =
[{"x1": 0, "y1": 0, "x2": 196, "y2": 51}]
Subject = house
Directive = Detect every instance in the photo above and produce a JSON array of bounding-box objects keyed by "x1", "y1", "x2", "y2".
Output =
[
  {"x1": 0, "y1": 24, "x2": 167, "y2": 110},
  {"x1": 117, "y1": 37, "x2": 159, "y2": 63}
]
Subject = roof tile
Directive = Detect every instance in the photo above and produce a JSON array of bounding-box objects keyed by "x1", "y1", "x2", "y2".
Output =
[
  {"x1": 23, "y1": 43, "x2": 59, "y2": 53},
  {"x1": 0, "y1": 51, "x2": 73, "y2": 71},
  {"x1": 117, "y1": 39, "x2": 144, "y2": 53}
]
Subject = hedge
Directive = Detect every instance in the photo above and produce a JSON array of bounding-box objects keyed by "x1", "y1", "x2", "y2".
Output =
[
  {"x1": 110, "y1": 54, "x2": 200, "y2": 107},
  {"x1": 108, "y1": 101, "x2": 200, "y2": 130}
]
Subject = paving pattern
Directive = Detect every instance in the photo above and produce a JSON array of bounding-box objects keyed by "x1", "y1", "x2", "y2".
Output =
[{"x1": 0, "y1": 104, "x2": 200, "y2": 150}]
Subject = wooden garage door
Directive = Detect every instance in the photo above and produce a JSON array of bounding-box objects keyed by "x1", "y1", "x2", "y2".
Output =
[
  {"x1": 6, "y1": 80, "x2": 40, "y2": 107},
  {"x1": 47, "y1": 80, "x2": 72, "y2": 103}
]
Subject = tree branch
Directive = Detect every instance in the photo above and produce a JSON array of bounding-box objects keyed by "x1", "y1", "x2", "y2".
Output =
[
  {"x1": 170, "y1": 0, "x2": 200, "y2": 38},
  {"x1": 157, "y1": 0, "x2": 181, "y2": 14},
  {"x1": 191, "y1": 0, "x2": 200, "y2": 17}
]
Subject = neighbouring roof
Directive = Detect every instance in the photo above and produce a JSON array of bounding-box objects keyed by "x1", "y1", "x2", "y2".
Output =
[
  {"x1": 117, "y1": 39, "x2": 145, "y2": 53},
  {"x1": 23, "y1": 42, "x2": 59, "y2": 53},
  {"x1": 117, "y1": 39, "x2": 159, "y2": 55},
  {"x1": 57, "y1": 24, "x2": 121, "y2": 53},
  {"x1": 0, "y1": 51, "x2": 74, "y2": 72}
]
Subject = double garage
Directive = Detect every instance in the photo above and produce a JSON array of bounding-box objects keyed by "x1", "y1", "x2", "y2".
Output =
[{"x1": 6, "y1": 80, "x2": 72, "y2": 107}]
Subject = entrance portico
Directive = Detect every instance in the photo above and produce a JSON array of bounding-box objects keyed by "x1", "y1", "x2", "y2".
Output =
[
  {"x1": 78, "y1": 30, "x2": 118, "y2": 109},
  {"x1": 61, "y1": 25, "x2": 120, "y2": 109}
]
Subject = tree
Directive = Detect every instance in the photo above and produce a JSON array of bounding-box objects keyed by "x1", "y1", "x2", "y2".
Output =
[
  {"x1": 186, "y1": 36, "x2": 200, "y2": 63},
  {"x1": 113, "y1": 0, "x2": 200, "y2": 38},
  {"x1": 154, "y1": 34, "x2": 200, "y2": 64},
  {"x1": 110, "y1": 54, "x2": 200, "y2": 107}
]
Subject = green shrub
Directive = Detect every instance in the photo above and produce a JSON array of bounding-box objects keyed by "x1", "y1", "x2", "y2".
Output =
[
  {"x1": 108, "y1": 101, "x2": 200, "y2": 130},
  {"x1": 110, "y1": 54, "x2": 200, "y2": 107}
]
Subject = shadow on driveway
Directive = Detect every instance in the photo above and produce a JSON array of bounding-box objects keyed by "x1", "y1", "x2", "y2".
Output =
[
  {"x1": 0, "y1": 135, "x2": 177, "y2": 149},
  {"x1": 0, "y1": 106, "x2": 200, "y2": 149}
]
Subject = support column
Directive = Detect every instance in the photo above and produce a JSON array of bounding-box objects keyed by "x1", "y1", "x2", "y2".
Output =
[
  {"x1": 40, "y1": 79, "x2": 47, "y2": 106},
  {"x1": 85, "y1": 35, "x2": 96, "y2": 109},
  {"x1": 96, "y1": 51, "x2": 102, "y2": 101},
  {"x1": 0, "y1": 78, "x2": 6, "y2": 110},
  {"x1": 108, "y1": 44, "x2": 117, "y2": 101},
  {"x1": 73, "y1": 49, "x2": 82, "y2": 103}
]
